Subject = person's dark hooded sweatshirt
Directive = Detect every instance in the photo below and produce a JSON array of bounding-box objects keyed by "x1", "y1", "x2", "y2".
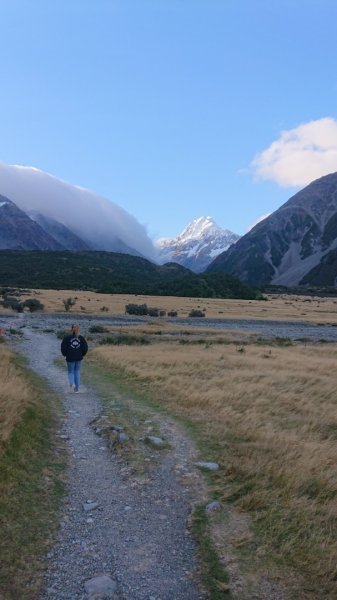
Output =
[{"x1": 61, "y1": 334, "x2": 88, "y2": 362}]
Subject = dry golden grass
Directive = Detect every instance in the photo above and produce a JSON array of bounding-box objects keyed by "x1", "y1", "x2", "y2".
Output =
[
  {"x1": 2, "y1": 288, "x2": 337, "y2": 324},
  {"x1": 0, "y1": 346, "x2": 32, "y2": 453},
  {"x1": 92, "y1": 336, "x2": 337, "y2": 598}
]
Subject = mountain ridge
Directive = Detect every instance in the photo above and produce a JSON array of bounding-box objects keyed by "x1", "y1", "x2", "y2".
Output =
[
  {"x1": 207, "y1": 172, "x2": 337, "y2": 287},
  {"x1": 0, "y1": 196, "x2": 65, "y2": 250}
]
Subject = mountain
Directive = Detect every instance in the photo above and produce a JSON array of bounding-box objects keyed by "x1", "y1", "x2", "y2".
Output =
[
  {"x1": 0, "y1": 196, "x2": 65, "y2": 250},
  {"x1": 0, "y1": 162, "x2": 155, "y2": 259},
  {"x1": 0, "y1": 250, "x2": 262, "y2": 299},
  {"x1": 207, "y1": 172, "x2": 337, "y2": 288},
  {"x1": 156, "y1": 216, "x2": 240, "y2": 272},
  {"x1": 30, "y1": 213, "x2": 91, "y2": 250}
]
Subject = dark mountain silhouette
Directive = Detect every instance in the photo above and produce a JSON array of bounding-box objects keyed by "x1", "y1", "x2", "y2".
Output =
[{"x1": 207, "y1": 172, "x2": 337, "y2": 287}]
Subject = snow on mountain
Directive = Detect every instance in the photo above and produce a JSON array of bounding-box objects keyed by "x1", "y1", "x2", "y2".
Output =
[
  {"x1": 156, "y1": 216, "x2": 240, "y2": 272},
  {"x1": 0, "y1": 162, "x2": 155, "y2": 259}
]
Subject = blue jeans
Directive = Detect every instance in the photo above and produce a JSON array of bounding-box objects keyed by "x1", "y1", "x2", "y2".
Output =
[{"x1": 67, "y1": 361, "x2": 82, "y2": 391}]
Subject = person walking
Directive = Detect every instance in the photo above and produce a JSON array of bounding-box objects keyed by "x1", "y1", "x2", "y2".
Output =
[{"x1": 61, "y1": 324, "x2": 88, "y2": 393}]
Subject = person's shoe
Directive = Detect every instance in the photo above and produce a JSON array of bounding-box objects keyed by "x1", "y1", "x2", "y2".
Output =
[{"x1": 74, "y1": 388, "x2": 79, "y2": 393}]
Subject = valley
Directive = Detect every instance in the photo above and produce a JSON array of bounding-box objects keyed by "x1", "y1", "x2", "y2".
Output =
[{"x1": 1, "y1": 295, "x2": 337, "y2": 598}]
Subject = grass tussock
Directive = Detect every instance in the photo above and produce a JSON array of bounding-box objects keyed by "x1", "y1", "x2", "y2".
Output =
[
  {"x1": 0, "y1": 347, "x2": 32, "y2": 454},
  {"x1": 0, "y1": 348, "x2": 65, "y2": 600},
  {"x1": 92, "y1": 337, "x2": 337, "y2": 598}
]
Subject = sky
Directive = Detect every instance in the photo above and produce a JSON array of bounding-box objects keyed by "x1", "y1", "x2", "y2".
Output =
[{"x1": 1, "y1": 0, "x2": 337, "y2": 241}]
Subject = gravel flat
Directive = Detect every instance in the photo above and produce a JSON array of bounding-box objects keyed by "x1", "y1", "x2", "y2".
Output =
[{"x1": 13, "y1": 324, "x2": 207, "y2": 600}]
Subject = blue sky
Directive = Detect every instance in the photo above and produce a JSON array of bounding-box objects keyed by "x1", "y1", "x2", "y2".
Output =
[{"x1": 1, "y1": 0, "x2": 337, "y2": 240}]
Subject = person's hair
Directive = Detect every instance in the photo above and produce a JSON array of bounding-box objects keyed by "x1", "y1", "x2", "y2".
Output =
[{"x1": 72, "y1": 324, "x2": 80, "y2": 336}]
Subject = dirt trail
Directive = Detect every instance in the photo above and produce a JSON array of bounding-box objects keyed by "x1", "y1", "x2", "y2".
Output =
[{"x1": 16, "y1": 327, "x2": 207, "y2": 600}]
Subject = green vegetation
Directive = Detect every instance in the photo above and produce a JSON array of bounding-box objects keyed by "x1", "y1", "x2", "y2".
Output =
[
  {"x1": 0, "y1": 250, "x2": 262, "y2": 299},
  {"x1": 191, "y1": 506, "x2": 230, "y2": 598},
  {"x1": 88, "y1": 324, "x2": 109, "y2": 333},
  {"x1": 125, "y1": 303, "x2": 167, "y2": 316},
  {"x1": 0, "y1": 289, "x2": 44, "y2": 312},
  {"x1": 62, "y1": 297, "x2": 76, "y2": 311},
  {"x1": 189, "y1": 309, "x2": 206, "y2": 317},
  {"x1": 99, "y1": 334, "x2": 150, "y2": 345},
  {"x1": 0, "y1": 356, "x2": 65, "y2": 600}
]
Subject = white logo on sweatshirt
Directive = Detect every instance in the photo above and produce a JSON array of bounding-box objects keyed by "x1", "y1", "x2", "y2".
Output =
[{"x1": 70, "y1": 337, "x2": 81, "y2": 350}]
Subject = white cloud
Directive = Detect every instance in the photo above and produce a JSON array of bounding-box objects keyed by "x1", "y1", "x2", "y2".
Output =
[
  {"x1": 246, "y1": 213, "x2": 270, "y2": 232},
  {"x1": 251, "y1": 117, "x2": 337, "y2": 187},
  {"x1": 0, "y1": 162, "x2": 156, "y2": 259}
]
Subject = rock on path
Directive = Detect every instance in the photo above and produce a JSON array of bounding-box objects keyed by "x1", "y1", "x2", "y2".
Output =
[{"x1": 16, "y1": 328, "x2": 206, "y2": 600}]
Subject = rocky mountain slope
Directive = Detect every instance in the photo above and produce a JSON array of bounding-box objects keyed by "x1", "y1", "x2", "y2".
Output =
[
  {"x1": 156, "y1": 216, "x2": 240, "y2": 272},
  {"x1": 30, "y1": 213, "x2": 91, "y2": 251},
  {"x1": 207, "y1": 172, "x2": 337, "y2": 287},
  {"x1": 0, "y1": 196, "x2": 65, "y2": 250}
]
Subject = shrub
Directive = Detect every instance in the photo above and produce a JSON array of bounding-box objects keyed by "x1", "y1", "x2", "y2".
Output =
[
  {"x1": 2, "y1": 296, "x2": 22, "y2": 310},
  {"x1": 62, "y1": 297, "x2": 76, "y2": 311},
  {"x1": 125, "y1": 304, "x2": 167, "y2": 317},
  {"x1": 100, "y1": 306, "x2": 109, "y2": 312},
  {"x1": 56, "y1": 330, "x2": 68, "y2": 340},
  {"x1": 22, "y1": 298, "x2": 44, "y2": 312},
  {"x1": 167, "y1": 310, "x2": 178, "y2": 317},
  {"x1": 188, "y1": 309, "x2": 206, "y2": 318},
  {"x1": 99, "y1": 334, "x2": 150, "y2": 346},
  {"x1": 125, "y1": 303, "x2": 148, "y2": 316},
  {"x1": 89, "y1": 325, "x2": 108, "y2": 334}
]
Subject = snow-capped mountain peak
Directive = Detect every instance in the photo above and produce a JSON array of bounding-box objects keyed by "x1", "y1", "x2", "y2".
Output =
[
  {"x1": 156, "y1": 216, "x2": 240, "y2": 272},
  {"x1": 178, "y1": 216, "x2": 220, "y2": 241}
]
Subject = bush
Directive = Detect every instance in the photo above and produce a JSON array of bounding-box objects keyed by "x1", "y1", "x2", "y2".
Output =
[
  {"x1": 167, "y1": 310, "x2": 178, "y2": 317},
  {"x1": 62, "y1": 297, "x2": 76, "y2": 311},
  {"x1": 89, "y1": 325, "x2": 108, "y2": 334},
  {"x1": 100, "y1": 306, "x2": 109, "y2": 312},
  {"x1": 125, "y1": 303, "x2": 148, "y2": 316},
  {"x1": 188, "y1": 309, "x2": 205, "y2": 318},
  {"x1": 22, "y1": 298, "x2": 44, "y2": 312},
  {"x1": 56, "y1": 329, "x2": 68, "y2": 340},
  {"x1": 99, "y1": 334, "x2": 150, "y2": 346},
  {"x1": 2, "y1": 296, "x2": 22, "y2": 310},
  {"x1": 125, "y1": 304, "x2": 167, "y2": 317}
]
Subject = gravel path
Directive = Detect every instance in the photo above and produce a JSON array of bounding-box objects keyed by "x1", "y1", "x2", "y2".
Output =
[{"x1": 15, "y1": 326, "x2": 207, "y2": 600}]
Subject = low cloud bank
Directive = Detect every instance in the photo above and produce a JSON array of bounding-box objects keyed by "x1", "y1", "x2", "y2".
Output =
[
  {"x1": 251, "y1": 117, "x2": 337, "y2": 187},
  {"x1": 0, "y1": 162, "x2": 156, "y2": 259}
]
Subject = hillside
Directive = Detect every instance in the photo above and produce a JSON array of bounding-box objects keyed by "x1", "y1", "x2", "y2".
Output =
[
  {"x1": 0, "y1": 250, "x2": 261, "y2": 299},
  {"x1": 207, "y1": 172, "x2": 337, "y2": 287}
]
